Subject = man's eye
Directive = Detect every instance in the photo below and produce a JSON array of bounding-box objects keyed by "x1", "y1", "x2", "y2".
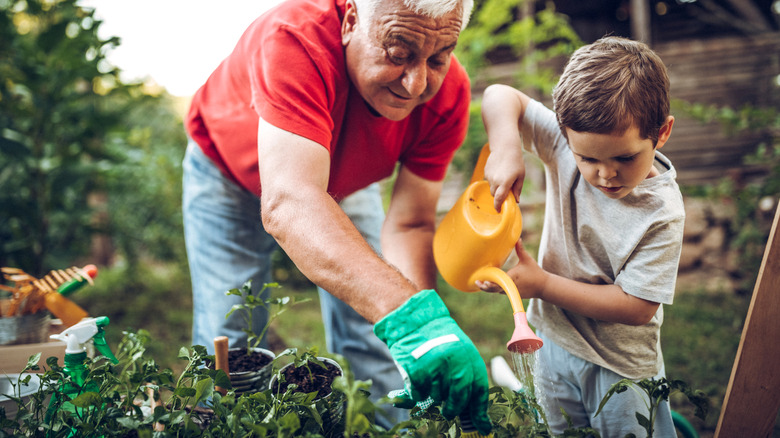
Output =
[
  {"x1": 616, "y1": 155, "x2": 637, "y2": 163},
  {"x1": 579, "y1": 156, "x2": 596, "y2": 163},
  {"x1": 428, "y1": 55, "x2": 447, "y2": 68},
  {"x1": 387, "y1": 47, "x2": 410, "y2": 64}
]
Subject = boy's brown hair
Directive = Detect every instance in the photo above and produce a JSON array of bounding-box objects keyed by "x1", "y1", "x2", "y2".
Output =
[{"x1": 552, "y1": 36, "x2": 670, "y2": 144}]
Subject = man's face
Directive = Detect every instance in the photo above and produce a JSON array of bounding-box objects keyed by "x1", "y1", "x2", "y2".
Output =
[
  {"x1": 566, "y1": 124, "x2": 659, "y2": 200},
  {"x1": 341, "y1": 0, "x2": 462, "y2": 121}
]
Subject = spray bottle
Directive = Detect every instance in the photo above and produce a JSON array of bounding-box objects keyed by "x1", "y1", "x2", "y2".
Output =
[{"x1": 45, "y1": 316, "x2": 118, "y2": 424}]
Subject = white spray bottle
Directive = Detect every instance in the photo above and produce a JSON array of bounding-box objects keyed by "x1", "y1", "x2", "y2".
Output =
[{"x1": 45, "y1": 316, "x2": 118, "y2": 423}]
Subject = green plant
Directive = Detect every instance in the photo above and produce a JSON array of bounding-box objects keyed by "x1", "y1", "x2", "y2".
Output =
[
  {"x1": 0, "y1": 321, "x2": 711, "y2": 437},
  {"x1": 596, "y1": 377, "x2": 709, "y2": 438},
  {"x1": 483, "y1": 386, "x2": 550, "y2": 437},
  {"x1": 225, "y1": 280, "x2": 309, "y2": 355}
]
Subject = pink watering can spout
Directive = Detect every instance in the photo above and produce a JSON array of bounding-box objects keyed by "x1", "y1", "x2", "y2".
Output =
[
  {"x1": 433, "y1": 144, "x2": 542, "y2": 354},
  {"x1": 508, "y1": 312, "x2": 543, "y2": 354}
]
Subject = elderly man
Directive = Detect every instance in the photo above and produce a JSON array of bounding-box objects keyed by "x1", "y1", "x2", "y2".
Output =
[{"x1": 182, "y1": 0, "x2": 489, "y2": 432}]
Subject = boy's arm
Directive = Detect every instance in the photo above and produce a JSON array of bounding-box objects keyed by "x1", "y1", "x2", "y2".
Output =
[
  {"x1": 480, "y1": 240, "x2": 660, "y2": 326},
  {"x1": 481, "y1": 84, "x2": 530, "y2": 211}
]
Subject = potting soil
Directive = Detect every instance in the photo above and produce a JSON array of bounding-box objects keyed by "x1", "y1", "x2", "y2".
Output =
[{"x1": 274, "y1": 361, "x2": 342, "y2": 399}]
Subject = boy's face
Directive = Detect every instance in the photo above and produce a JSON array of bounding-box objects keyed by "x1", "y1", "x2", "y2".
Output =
[{"x1": 566, "y1": 118, "x2": 674, "y2": 200}]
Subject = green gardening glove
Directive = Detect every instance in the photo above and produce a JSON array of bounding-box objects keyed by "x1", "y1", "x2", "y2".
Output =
[{"x1": 374, "y1": 289, "x2": 492, "y2": 436}]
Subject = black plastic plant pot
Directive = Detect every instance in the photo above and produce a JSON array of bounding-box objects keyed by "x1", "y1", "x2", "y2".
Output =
[
  {"x1": 227, "y1": 347, "x2": 275, "y2": 395},
  {"x1": 269, "y1": 357, "x2": 345, "y2": 434}
]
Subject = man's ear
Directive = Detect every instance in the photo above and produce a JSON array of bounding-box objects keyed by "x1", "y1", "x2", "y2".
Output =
[
  {"x1": 341, "y1": 0, "x2": 358, "y2": 46},
  {"x1": 655, "y1": 115, "x2": 675, "y2": 150}
]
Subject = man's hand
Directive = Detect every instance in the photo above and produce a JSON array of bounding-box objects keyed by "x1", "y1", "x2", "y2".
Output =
[{"x1": 373, "y1": 289, "x2": 491, "y2": 435}]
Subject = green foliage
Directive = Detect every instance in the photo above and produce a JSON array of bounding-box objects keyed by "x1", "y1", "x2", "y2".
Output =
[
  {"x1": 451, "y1": 0, "x2": 581, "y2": 176},
  {"x1": 273, "y1": 347, "x2": 329, "y2": 385},
  {"x1": 0, "y1": 293, "x2": 709, "y2": 437},
  {"x1": 0, "y1": 0, "x2": 128, "y2": 273},
  {"x1": 70, "y1": 263, "x2": 193, "y2": 373},
  {"x1": 0, "y1": 0, "x2": 187, "y2": 275},
  {"x1": 457, "y1": 0, "x2": 581, "y2": 94},
  {"x1": 677, "y1": 101, "x2": 780, "y2": 293},
  {"x1": 226, "y1": 280, "x2": 310, "y2": 355},
  {"x1": 483, "y1": 386, "x2": 550, "y2": 437},
  {"x1": 597, "y1": 377, "x2": 708, "y2": 438},
  {"x1": 99, "y1": 92, "x2": 188, "y2": 269}
]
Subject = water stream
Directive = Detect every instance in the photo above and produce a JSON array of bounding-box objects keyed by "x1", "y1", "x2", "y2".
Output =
[{"x1": 509, "y1": 350, "x2": 550, "y2": 430}]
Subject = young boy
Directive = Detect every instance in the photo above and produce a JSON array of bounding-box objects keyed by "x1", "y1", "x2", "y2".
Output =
[{"x1": 479, "y1": 36, "x2": 684, "y2": 436}]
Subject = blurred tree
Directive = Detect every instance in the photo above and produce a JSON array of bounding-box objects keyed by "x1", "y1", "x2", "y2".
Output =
[
  {"x1": 0, "y1": 0, "x2": 186, "y2": 275},
  {"x1": 99, "y1": 91, "x2": 188, "y2": 269}
]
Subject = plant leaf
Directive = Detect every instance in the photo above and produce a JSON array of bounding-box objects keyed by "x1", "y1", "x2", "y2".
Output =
[{"x1": 70, "y1": 391, "x2": 103, "y2": 409}]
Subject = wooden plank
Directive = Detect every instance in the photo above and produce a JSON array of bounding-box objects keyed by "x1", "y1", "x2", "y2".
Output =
[
  {"x1": 715, "y1": 204, "x2": 780, "y2": 437},
  {"x1": 0, "y1": 339, "x2": 66, "y2": 375},
  {"x1": 656, "y1": 33, "x2": 780, "y2": 58}
]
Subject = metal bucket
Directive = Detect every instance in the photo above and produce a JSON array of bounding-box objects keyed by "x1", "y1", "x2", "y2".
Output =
[{"x1": 0, "y1": 312, "x2": 50, "y2": 345}]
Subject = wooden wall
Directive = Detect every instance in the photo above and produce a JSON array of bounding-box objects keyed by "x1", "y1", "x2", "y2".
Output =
[
  {"x1": 470, "y1": 32, "x2": 780, "y2": 187},
  {"x1": 656, "y1": 32, "x2": 780, "y2": 186}
]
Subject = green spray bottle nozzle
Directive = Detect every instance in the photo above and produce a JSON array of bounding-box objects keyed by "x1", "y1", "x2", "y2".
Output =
[{"x1": 50, "y1": 316, "x2": 118, "y2": 364}]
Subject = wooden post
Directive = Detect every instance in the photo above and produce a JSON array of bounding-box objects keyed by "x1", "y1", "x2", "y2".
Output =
[
  {"x1": 630, "y1": 0, "x2": 651, "y2": 44},
  {"x1": 214, "y1": 336, "x2": 230, "y2": 396},
  {"x1": 715, "y1": 204, "x2": 780, "y2": 437}
]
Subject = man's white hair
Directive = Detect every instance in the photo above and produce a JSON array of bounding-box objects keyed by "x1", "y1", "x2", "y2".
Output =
[{"x1": 352, "y1": 0, "x2": 474, "y2": 31}]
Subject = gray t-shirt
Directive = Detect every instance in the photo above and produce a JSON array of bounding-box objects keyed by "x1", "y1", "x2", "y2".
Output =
[{"x1": 522, "y1": 100, "x2": 685, "y2": 379}]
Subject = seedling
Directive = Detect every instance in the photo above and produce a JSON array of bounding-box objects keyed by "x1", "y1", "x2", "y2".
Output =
[
  {"x1": 596, "y1": 377, "x2": 708, "y2": 438},
  {"x1": 225, "y1": 280, "x2": 309, "y2": 355}
]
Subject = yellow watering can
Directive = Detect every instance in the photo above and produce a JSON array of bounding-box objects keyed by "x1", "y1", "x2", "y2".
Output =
[{"x1": 433, "y1": 144, "x2": 543, "y2": 354}]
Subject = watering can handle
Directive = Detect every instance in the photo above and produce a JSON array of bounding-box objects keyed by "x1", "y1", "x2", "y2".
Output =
[
  {"x1": 470, "y1": 266, "x2": 526, "y2": 314},
  {"x1": 469, "y1": 144, "x2": 492, "y2": 185}
]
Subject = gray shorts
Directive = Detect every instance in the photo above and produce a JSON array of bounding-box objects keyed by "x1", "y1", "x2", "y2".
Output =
[{"x1": 534, "y1": 331, "x2": 676, "y2": 438}]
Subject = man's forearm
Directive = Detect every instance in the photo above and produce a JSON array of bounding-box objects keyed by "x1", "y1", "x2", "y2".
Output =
[
  {"x1": 262, "y1": 186, "x2": 417, "y2": 323},
  {"x1": 380, "y1": 224, "x2": 437, "y2": 291}
]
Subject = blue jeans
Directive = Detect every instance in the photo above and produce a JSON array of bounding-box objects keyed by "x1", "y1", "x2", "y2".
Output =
[
  {"x1": 182, "y1": 141, "x2": 407, "y2": 427},
  {"x1": 535, "y1": 331, "x2": 675, "y2": 438}
]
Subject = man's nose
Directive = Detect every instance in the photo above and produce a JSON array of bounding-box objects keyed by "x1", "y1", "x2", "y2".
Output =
[{"x1": 402, "y1": 61, "x2": 428, "y2": 97}]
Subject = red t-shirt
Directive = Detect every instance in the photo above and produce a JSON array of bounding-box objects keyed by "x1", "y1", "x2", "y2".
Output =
[{"x1": 185, "y1": 0, "x2": 471, "y2": 200}]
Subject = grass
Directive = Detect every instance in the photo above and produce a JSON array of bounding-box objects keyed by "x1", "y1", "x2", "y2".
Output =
[
  {"x1": 661, "y1": 289, "x2": 765, "y2": 436},
  {"x1": 68, "y1": 256, "x2": 772, "y2": 436}
]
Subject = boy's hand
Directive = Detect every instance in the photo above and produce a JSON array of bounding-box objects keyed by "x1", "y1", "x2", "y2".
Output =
[
  {"x1": 476, "y1": 239, "x2": 548, "y2": 300},
  {"x1": 484, "y1": 146, "x2": 525, "y2": 212}
]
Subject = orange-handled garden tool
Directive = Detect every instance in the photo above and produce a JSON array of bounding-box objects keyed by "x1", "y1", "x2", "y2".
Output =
[
  {"x1": 433, "y1": 144, "x2": 542, "y2": 354},
  {"x1": 1, "y1": 264, "x2": 96, "y2": 325}
]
